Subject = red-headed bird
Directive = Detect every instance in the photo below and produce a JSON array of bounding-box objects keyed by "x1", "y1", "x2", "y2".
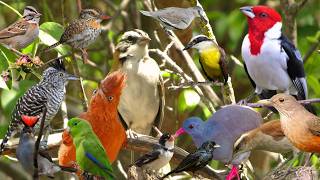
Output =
[
  {"x1": 240, "y1": 6, "x2": 308, "y2": 101},
  {"x1": 58, "y1": 71, "x2": 127, "y2": 168}
]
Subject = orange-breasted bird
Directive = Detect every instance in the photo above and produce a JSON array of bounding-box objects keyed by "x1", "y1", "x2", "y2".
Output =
[{"x1": 58, "y1": 71, "x2": 127, "y2": 168}]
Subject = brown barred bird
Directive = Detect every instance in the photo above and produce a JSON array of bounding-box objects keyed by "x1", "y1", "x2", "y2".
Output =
[
  {"x1": 43, "y1": 9, "x2": 111, "y2": 63},
  {"x1": 0, "y1": 59, "x2": 78, "y2": 155}
]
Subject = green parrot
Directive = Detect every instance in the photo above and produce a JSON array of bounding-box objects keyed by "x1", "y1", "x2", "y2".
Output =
[{"x1": 67, "y1": 118, "x2": 114, "y2": 179}]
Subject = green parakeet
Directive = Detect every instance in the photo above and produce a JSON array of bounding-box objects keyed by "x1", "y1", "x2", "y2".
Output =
[{"x1": 67, "y1": 118, "x2": 114, "y2": 179}]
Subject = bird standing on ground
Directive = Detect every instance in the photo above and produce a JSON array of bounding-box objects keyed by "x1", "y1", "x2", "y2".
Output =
[
  {"x1": 174, "y1": 105, "x2": 262, "y2": 180},
  {"x1": 111, "y1": 29, "x2": 164, "y2": 136},
  {"x1": 132, "y1": 133, "x2": 175, "y2": 171},
  {"x1": 59, "y1": 71, "x2": 127, "y2": 166},
  {"x1": 43, "y1": 9, "x2": 111, "y2": 63},
  {"x1": 67, "y1": 118, "x2": 114, "y2": 179},
  {"x1": 140, "y1": 6, "x2": 206, "y2": 32},
  {"x1": 0, "y1": 59, "x2": 78, "y2": 155},
  {"x1": 258, "y1": 94, "x2": 320, "y2": 153},
  {"x1": 240, "y1": 6, "x2": 308, "y2": 101},
  {"x1": 161, "y1": 141, "x2": 219, "y2": 179},
  {"x1": 183, "y1": 35, "x2": 228, "y2": 84},
  {"x1": 0, "y1": 6, "x2": 41, "y2": 50}
]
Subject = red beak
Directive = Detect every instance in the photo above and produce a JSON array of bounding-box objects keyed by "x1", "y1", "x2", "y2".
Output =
[
  {"x1": 174, "y1": 128, "x2": 186, "y2": 138},
  {"x1": 100, "y1": 15, "x2": 111, "y2": 20}
]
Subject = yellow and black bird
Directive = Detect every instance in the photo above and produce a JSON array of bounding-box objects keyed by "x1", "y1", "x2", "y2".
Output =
[{"x1": 184, "y1": 35, "x2": 228, "y2": 84}]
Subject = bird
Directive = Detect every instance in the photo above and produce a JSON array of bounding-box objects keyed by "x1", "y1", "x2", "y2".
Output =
[
  {"x1": 16, "y1": 124, "x2": 76, "y2": 178},
  {"x1": 111, "y1": 29, "x2": 164, "y2": 136},
  {"x1": 58, "y1": 70, "x2": 127, "y2": 167},
  {"x1": 0, "y1": 6, "x2": 41, "y2": 50},
  {"x1": 0, "y1": 59, "x2": 78, "y2": 155},
  {"x1": 174, "y1": 105, "x2": 262, "y2": 180},
  {"x1": 161, "y1": 141, "x2": 219, "y2": 179},
  {"x1": 67, "y1": 117, "x2": 114, "y2": 179},
  {"x1": 140, "y1": 6, "x2": 206, "y2": 32},
  {"x1": 240, "y1": 6, "x2": 308, "y2": 103},
  {"x1": 131, "y1": 133, "x2": 175, "y2": 170},
  {"x1": 258, "y1": 93, "x2": 320, "y2": 153},
  {"x1": 42, "y1": 9, "x2": 111, "y2": 63},
  {"x1": 183, "y1": 35, "x2": 228, "y2": 84}
]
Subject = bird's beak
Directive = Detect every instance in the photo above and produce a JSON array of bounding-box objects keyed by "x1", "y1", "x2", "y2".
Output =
[
  {"x1": 257, "y1": 99, "x2": 272, "y2": 106},
  {"x1": 169, "y1": 135, "x2": 175, "y2": 142},
  {"x1": 174, "y1": 128, "x2": 186, "y2": 138},
  {"x1": 36, "y1": 13, "x2": 42, "y2": 17},
  {"x1": 214, "y1": 144, "x2": 221, "y2": 148},
  {"x1": 240, "y1": 6, "x2": 255, "y2": 19},
  {"x1": 183, "y1": 43, "x2": 193, "y2": 51},
  {"x1": 100, "y1": 14, "x2": 112, "y2": 20},
  {"x1": 67, "y1": 74, "x2": 79, "y2": 81},
  {"x1": 139, "y1": 36, "x2": 151, "y2": 44}
]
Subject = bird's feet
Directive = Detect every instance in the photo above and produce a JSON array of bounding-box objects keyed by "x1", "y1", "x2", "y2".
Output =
[
  {"x1": 126, "y1": 129, "x2": 145, "y2": 139},
  {"x1": 226, "y1": 165, "x2": 240, "y2": 180}
]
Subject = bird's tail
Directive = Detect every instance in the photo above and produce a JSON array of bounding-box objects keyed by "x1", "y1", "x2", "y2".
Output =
[
  {"x1": 140, "y1": 10, "x2": 152, "y2": 17},
  {"x1": 59, "y1": 165, "x2": 78, "y2": 173},
  {"x1": 0, "y1": 120, "x2": 18, "y2": 155},
  {"x1": 160, "y1": 171, "x2": 174, "y2": 180},
  {"x1": 42, "y1": 42, "x2": 61, "y2": 53}
]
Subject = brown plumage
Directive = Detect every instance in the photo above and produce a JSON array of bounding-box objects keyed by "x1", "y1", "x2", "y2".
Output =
[
  {"x1": 58, "y1": 71, "x2": 127, "y2": 168},
  {"x1": 258, "y1": 94, "x2": 320, "y2": 153}
]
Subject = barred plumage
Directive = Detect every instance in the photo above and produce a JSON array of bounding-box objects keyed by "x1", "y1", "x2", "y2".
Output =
[{"x1": 0, "y1": 60, "x2": 77, "y2": 154}]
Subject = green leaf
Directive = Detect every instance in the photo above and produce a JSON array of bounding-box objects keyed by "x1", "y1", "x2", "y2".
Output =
[
  {"x1": 0, "y1": 1, "x2": 22, "y2": 17},
  {"x1": 0, "y1": 44, "x2": 18, "y2": 63},
  {"x1": 178, "y1": 89, "x2": 200, "y2": 113},
  {"x1": 39, "y1": 22, "x2": 71, "y2": 55}
]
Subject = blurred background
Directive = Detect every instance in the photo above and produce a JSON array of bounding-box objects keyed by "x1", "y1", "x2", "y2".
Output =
[{"x1": 0, "y1": 0, "x2": 319, "y2": 179}]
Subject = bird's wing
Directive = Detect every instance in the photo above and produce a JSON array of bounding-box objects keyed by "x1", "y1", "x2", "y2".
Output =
[
  {"x1": 117, "y1": 111, "x2": 128, "y2": 130},
  {"x1": 306, "y1": 116, "x2": 320, "y2": 136},
  {"x1": 60, "y1": 20, "x2": 86, "y2": 43},
  {"x1": 83, "y1": 140, "x2": 114, "y2": 176},
  {"x1": 158, "y1": 15, "x2": 188, "y2": 30},
  {"x1": 39, "y1": 149, "x2": 54, "y2": 163},
  {"x1": 0, "y1": 19, "x2": 29, "y2": 39},
  {"x1": 243, "y1": 62, "x2": 256, "y2": 89},
  {"x1": 133, "y1": 149, "x2": 161, "y2": 167},
  {"x1": 152, "y1": 75, "x2": 165, "y2": 133},
  {"x1": 280, "y1": 35, "x2": 307, "y2": 100},
  {"x1": 218, "y1": 46, "x2": 229, "y2": 84},
  {"x1": 171, "y1": 151, "x2": 204, "y2": 173}
]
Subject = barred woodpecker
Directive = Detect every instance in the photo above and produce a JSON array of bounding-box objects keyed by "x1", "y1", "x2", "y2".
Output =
[{"x1": 0, "y1": 59, "x2": 78, "y2": 154}]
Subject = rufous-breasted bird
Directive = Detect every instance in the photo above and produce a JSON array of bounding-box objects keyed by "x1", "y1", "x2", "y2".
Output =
[
  {"x1": 132, "y1": 133, "x2": 174, "y2": 171},
  {"x1": 111, "y1": 29, "x2": 164, "y2": 136},
  {"x1": 232, "y1": 119, "x2": 299, "y2": 165},
  {"x1": 183, "y1": 35, "x2": 228, "y2": 84},
  {"x1": 174, "y1": 105, "x2": 262, "y2": 180},
  {"x1": 140, "y1": 6, "x2": 206, "y2": 32},
  {"x1": 0, "y1": 6, "x2": 41, "y2": 50},
  {"x1": 43, "y1": 9, "x2": 111, "y2": 63},
  {"x1": 161, "y1": 141, "x2": 220, "y2": 179},
  {"x1": 0, "y1": 59, "x2": 78, "y2": 155},
  {"x1": 240, "y1": 6, "x2": 308, "y2": 102},
  {"x1": 258, "y1": 94, "x2": 320, "y2": 153},
  {"x1": 58, "y1": 71, "x2": 127, "y2": 167}
]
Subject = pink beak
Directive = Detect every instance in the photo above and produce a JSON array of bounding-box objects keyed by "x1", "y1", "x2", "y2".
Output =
[
  {"x1": 100, "y1": 15, "x2": 111, "y2": 20},
  {"x1": 174, "y1": 128, "x2": 186, "y2": 138}
]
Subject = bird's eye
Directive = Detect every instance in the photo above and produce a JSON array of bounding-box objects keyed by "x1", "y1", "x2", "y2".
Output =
[
  {"x1": 259, "y1": 13, "x2": 268, "y2": 18},
  {"x1": 59, "y1": 73, "x2": 64, "y2": 77},
  {"x1": 188, "y1": 124, "x2": 194, "y2": 129},
  {"x1": 108, "y1": 96, "x2": 114, "y2": 102},
  {"x1": 279, "y1": 98, "x2": 285, "y2": 103},
  {"x1": 92, "y1": 89, "x2": 97, "y2": 95},
  {"x1": 127, "y1": 36, "x2": 137, "y2": 43},
  {"x1": 73, "y1": 122, "x2": 78, "y2": 126}
]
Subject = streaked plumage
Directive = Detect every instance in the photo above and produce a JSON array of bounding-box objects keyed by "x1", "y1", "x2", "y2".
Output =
[
  {"x1": 0, "y1": 59, "x2": 78, "y2": 154},
  {"x1": 140, "y1": 6, "x2": 205, "y2": 31},
  {"x1": 0, "y1": 6, "x2": 41, "y2": 49}
]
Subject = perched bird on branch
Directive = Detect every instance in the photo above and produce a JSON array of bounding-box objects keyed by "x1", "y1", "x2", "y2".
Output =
[
  {"x1": 0, "y1": 59, "x2": 78, "y2": 155},
  {"x1": 240, "y1": 6, "x2": 309, "y2": 103},
  {"x1": 132, "y1": 133, "x2": 174, "y2": 171},
  {"x1": 258, "y1": 94, "x2": 320, "y2": 153},
  {"x1": 66, "y1": 118, "x2": 114, "y2": 179},
  {"x1": 111, "y1": 29, "x2": 164, "y2": 136},
  {"x1": 183, "y1": 35, "x2": 228, "y2": 84},
  {"x1": 59, "y1": 71, "x2": 127, "y2": 167},
  {"x1": 174, "y1": 105, "x2": 262, "y2": 180},
  {"x1": 161, "y1": 141, "x2": 219, "y2": 179},
  {"x1": 0, "y1": 6, "x2": 41, "y2": 50},
  {"x1": 140, "y1": 6, "x2": 206, "y2": 32},
  {"x1": 42, "y1": 9, "x2": 111, "y2": 63}
]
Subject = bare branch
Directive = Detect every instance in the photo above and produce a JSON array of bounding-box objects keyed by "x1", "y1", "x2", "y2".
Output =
[
  {"x1": 245, "y1": 98, "x2": 320, "y2": 108},
  {"x1": 303, "y1": 36, "x2": 320, "y2": 63}
]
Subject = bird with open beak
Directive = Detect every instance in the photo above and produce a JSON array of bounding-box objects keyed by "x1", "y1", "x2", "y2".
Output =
[
  {"x1": 111, "y1": 29, "x2": 165, "y2": 137},
  {"x1": 258, "y1": 94, "x2": 320, "y2": 153}
]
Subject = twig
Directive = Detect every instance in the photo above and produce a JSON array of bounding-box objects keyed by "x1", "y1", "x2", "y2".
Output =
[
  {"x1": 33, "y1": 107, "x2": 47, "y2": 180},
  {"x1": 76, "y1": 0, "x2": 82, "y2": 13},
  {"x1": 102, "y1": 0, "x2": 131, "y2": 31},
  {"x1": 245, "y1": 98, "x2": 320, "y2": 108},
  {"x1": 303, "y1": 36, "x2": 320, "y2": 63}
]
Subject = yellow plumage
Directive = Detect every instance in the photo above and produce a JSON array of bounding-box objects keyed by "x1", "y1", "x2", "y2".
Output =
[{"x1": 199, "y1": 47, "x2": 222, "y2": 79}]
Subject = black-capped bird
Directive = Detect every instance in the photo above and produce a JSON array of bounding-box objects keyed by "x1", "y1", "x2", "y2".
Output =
[{"x1": 184, "y1": 35, "x2": 228, "y2": 84}]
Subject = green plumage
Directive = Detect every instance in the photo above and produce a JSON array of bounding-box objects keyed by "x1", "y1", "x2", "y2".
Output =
[{"x1": 68, "y1": 118, "x2": 114, "y2": 179}]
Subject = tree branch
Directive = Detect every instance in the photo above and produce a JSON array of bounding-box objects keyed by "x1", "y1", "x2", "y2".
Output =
[{"x1": 244, "y1": 98, "x2": 320, "y2": 108}]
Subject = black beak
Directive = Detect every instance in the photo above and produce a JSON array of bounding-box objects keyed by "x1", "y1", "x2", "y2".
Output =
[{"x1": 183, "y1": 42, "x2": 194, "y2": 51}]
